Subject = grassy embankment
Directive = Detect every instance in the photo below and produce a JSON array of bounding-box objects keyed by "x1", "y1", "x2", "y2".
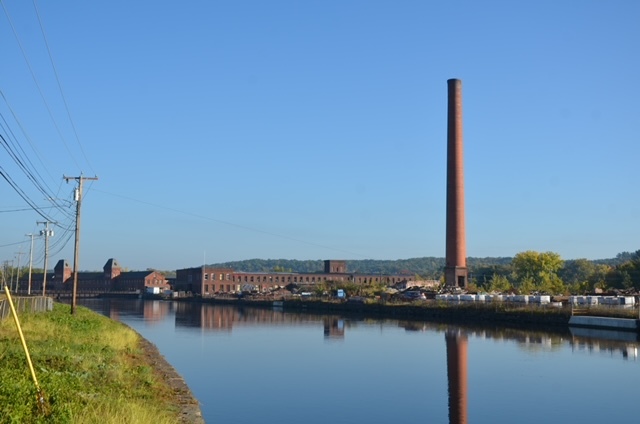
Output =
[{"x1": 0, "y1": 301, "x2": 183, "y2": 424}]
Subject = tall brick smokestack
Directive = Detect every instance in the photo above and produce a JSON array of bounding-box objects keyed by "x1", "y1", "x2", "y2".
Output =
[{"x1": 445, "y1": 78, "x2": 468, "y2": 288}]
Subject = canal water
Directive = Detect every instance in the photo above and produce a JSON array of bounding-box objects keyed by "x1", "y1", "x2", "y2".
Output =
[{"x1": 80, "y1": 299, "x2": 639, "y2": 424}]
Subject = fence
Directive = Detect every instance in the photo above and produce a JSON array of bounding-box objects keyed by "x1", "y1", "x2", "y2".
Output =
[{"x1": 0, "y1": 296, "x2": 54, "y2": 321}]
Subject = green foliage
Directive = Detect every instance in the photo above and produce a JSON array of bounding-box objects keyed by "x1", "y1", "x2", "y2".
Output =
[
  {"x1": 0, "y1": 303, "x2": 180, "y2": 423},
  {"x1": 273, "y1": 265, "x2": 292, "y2": 272},
  {"x1": 210, "y1": 256, "x2": 515, "y2": 279},
  {"x1": 616, "y1": 250, "x2": 640, "y2": 290},
  {"x1": 208, "y1": 252, "x2": 640, "y2": 294},
  {"x1": 559, "y1": 259, "x2": 596, "y2": 288},
  {"x1": 511, "y1": 251, "x2": 565, "y2": 294},
  {"x1": 486, "y1": 274, "x2": 512, "y2": 293},
  {"x1": 474, "y1": 265, "x2": 512, "y2": 290}
]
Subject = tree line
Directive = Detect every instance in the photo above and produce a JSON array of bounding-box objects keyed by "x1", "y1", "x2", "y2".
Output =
[{"x1": 211, "y1": 250, "x2": 640, "y2": 294}]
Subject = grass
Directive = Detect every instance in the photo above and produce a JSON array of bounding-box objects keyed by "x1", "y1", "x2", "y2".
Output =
[{"x1": 0, "y1": 303, "x2": 181, "y2": 424}]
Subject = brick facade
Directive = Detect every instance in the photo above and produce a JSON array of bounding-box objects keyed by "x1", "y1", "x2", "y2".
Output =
[
  {"x1": 175, "y1": 261, "x2": 412, "y2": 296},
  {"x1": 18, "y1": 258, "x2": 169, "y2": 295}
]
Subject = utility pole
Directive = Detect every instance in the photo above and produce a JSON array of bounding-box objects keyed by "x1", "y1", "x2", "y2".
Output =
[
  {"x1": 8, "y1": 260, "x2": 14, "y2": 292},
  {"x1": 64, "y1": 174, "x2": 98, "y2": 315},
  {"x1": 26, "y1": 233, "x2": 36, "y2": 295},
  {"x1": 13, "y1": 250, "x2": 24, "y2": 293},
  {"x1": 1, "y1": 261, "x2": 8, "y2": 287},
  {"x1": 37, "y1": 221, "x2": 55, "y2": 296}
]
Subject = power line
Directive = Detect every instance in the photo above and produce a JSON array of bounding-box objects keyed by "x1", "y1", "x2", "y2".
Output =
[
  {"x1": 0, "y1": 206, "x2": 59, "y2": 213},
  {"x1": 0, "y1": 0, "x2": 82, "y2": 170},
  {"x1": 32, "y1": 0, "x2": 96, "y2": 175},
  {"x1": 93, "y1": 188, "x2": 373, "y2": 259},
  {"x1": 0, "y1": 165, "x2": 55, "y2": 222},
  {"x1": 0, "y1": 130, "x2": 75, "y2": 222}
]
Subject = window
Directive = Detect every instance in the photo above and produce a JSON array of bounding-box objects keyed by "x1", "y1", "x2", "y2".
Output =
[{"x1": 204, "y1": 274, "x2": 208, "y2": 280}]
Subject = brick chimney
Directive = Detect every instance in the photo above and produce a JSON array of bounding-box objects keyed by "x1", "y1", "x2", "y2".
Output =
[{"x1": 445, "y1": 78, "x2": 468, "y2": 288}]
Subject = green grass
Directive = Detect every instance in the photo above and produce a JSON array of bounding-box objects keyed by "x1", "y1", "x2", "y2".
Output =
[{"x1": 0, "y1": 303, "x2": 181, "y2": 424}]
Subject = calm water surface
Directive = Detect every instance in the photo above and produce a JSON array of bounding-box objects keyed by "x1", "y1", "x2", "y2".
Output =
[{"x1": 80, "y1": 299, "x2": 639, "y2": 424}]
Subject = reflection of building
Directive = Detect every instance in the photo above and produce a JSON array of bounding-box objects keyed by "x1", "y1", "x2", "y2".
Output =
[
  {"x1": 142, "y1": 300, "x2": 170, "y2": 322},
  {"x1": 446, "y1": 331, "x2": 468, "y2": 424},
  {"x1": 175, "y1": 302, "x2": 235, "y2": 331},
  {"x1": 175, "y1": 259, "x2": 412, "y2": 296},
  {"x1": 323, "y1": 317, "x2": 345, "y2": 340},
  {"x1": 19, "y1": 258, "x2": 170, "y2": 295}
]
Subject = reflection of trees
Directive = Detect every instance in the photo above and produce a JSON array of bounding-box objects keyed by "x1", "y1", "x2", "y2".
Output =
[
  {"x1": 395, "y1": 320, "x2": 638, "y2": 361},
  {"x1": 569, "y1": 328, "x2": 639, "y2": 361}
]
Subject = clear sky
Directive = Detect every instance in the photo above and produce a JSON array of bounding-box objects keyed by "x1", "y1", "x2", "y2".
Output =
[{"x1": 1, "y1": 0, "x2": 638, "y2": 272}]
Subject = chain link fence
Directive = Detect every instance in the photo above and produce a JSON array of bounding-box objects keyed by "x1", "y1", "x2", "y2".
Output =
[{"x1": 0, "y1": 295, "x2": 53, "y2": 320}]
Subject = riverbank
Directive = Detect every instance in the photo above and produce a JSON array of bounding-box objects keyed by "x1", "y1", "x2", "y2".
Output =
[
  {"x1": 182, "y1": 296, "x2": 639, "y2": 332},
  {"x1": 0, "y1": 302, "x2": 203, "y2": 423}
]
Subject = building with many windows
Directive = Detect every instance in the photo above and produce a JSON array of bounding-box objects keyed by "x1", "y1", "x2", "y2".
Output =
[
  {"x1": 18, "y1": 258, "x2": 169, "y2": 295},
  {"x1": 174, "y1": 259, "x2": 412, "y2": 296}
]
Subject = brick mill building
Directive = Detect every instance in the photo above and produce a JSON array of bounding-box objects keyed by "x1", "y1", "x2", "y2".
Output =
[
  {"x1": 18, "y1": 258, "x2": 170, "y2": 295},
  {"x1": 174, "y1": 259, "x2": 412, "y2": 296}
]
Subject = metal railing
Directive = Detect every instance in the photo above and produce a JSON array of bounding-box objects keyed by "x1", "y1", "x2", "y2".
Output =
[{"x1": 0, "y1": 295, "x2": 53, "y2": 321}]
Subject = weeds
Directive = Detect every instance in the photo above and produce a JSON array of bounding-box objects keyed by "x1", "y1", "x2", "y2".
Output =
[{"x1": 0, "y1": 303, "x2": 179, "y2": 424}]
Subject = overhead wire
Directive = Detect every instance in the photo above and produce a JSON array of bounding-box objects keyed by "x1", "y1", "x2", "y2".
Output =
[
  {"x1": 32, "y1": 0, "x2": 96, "y2": 175},
  {"x1": 0, "y1": 164, "x2": 55, "y2": 222},
  {"x1": 93, "y1": 188, "x2": 373, "y2": 260},
  {"x1": 0, "y1": 0, "x2": 82, "y2": 171},
  {"x1": 0, "y1": 90, "x2": 58, "y2": 185},
  {"x1": 0, "y1": 130, "x2": 75, "y2": 222},
  {"x1": 1, "y1": 1, "x2": 95, "y2": 264}
]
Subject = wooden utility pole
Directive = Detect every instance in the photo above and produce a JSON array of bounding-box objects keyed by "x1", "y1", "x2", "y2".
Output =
[
  {"x1": 26, "y1": 233, "x2": 36, "y2": 295},
  {"x1": 13, "y1": 250, "x2": 24, "y2": 292},
  {"x1": 37, "y1": 221, "x2": 55, "y2": 296},
  {"x1": 64, "y1": 174, "x2": 98, "y2": 315}
]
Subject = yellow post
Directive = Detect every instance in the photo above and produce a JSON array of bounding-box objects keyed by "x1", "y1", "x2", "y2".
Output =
[{"x1": 3, "y1": 285, "x2": 44, "y2": 404}]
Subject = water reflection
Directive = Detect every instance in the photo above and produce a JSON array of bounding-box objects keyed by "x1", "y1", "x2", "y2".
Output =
[
  {"x1": 446, "y1": 331, "x2": 468, "y2": 424},
  {"x1": 77, "y1": 299, "x2": 640, "y2": 424},
  {"x1": 81, "y1": 299, "x2": 640, "y2": 362},
  {"x1": 396, "y1": 320, "x2": 639, "y2": 362},
  {"x1": 323, "y1": 317, "x2": 345, "y2": 340}
]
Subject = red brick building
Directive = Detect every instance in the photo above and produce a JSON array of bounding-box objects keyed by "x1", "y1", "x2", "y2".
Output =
[
  {"x1": 174, "y1": 259, "x2": 412, "y2": 296},
  {"x1": 18, "y1": 258, "x2": 169, "y2": 295}
]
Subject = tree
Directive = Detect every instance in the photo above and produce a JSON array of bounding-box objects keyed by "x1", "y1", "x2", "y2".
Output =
[
  {"x1": 589, "y1": 264, "x2": 612, "y2": 291},
  {"x1": 511, "y1": 251, "x2": 565, "y2": 294},
  {"x1": 559, "y1": 259, "x2": 595, "y2": 286},
  {"x1": 618, "y1": 250, "x2": 640, "y2": 290},
  {"x1": 487, "y1": 274, "x2": 512, "y2": 293}
]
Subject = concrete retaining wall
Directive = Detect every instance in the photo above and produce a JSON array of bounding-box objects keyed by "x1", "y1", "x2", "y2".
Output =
[{"x1": 569, "y1": 315, "x2": 639, "y2": 331}]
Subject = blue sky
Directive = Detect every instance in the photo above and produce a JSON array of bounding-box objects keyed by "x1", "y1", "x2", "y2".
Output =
[{"x1": 1, "y1": 0, "x2": 638, "y2": 272}]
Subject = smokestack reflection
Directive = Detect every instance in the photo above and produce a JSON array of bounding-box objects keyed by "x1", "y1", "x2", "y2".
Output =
[{"x1": 446, "y1": 331, "x2": 468, "y2": 424}]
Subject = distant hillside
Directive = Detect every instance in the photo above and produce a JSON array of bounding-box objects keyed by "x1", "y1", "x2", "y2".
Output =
[
  {"x1": 209, "y1": 254, "x2": 632, "y2": 279},
  {"x1": 210, "y1": 257, "x2": 512, "y2": 279}
]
